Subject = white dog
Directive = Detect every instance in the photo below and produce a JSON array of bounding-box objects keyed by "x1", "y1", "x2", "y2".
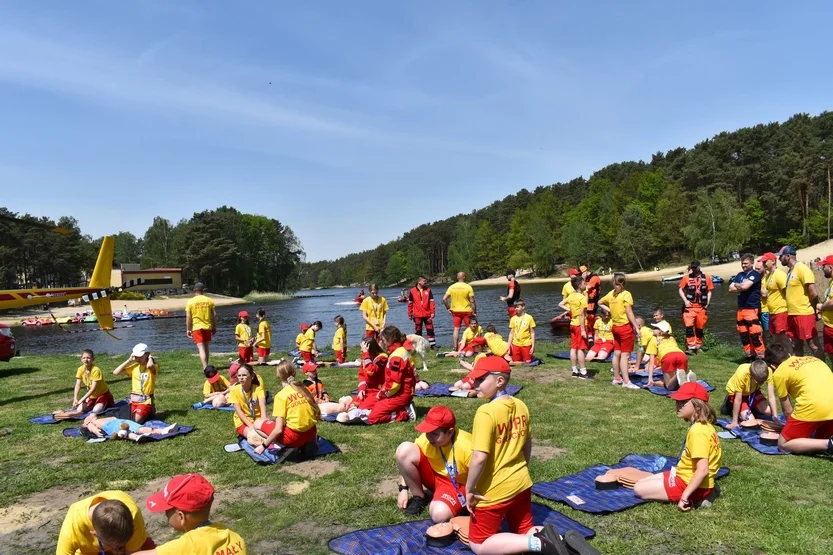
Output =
[{"x1": 406, "y1": 334, "x2": 430, "y2": 374}]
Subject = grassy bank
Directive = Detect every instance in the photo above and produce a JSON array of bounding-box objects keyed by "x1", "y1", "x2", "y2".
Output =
[{"x1": 1, "y1": 342, "x2": 832, "y2": 554}]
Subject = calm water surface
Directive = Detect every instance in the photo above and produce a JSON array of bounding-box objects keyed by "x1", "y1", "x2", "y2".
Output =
[{"x1": 10, "y1": 280, "x2": 744, "y2": 356}]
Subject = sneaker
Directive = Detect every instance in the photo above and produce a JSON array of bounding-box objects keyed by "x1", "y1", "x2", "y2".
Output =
[
  {"x1": 535, "y1": 523, "x2": 569, "y2": 555},
  {"x1": 579, "y1": 370, "x2": 588, "y2": 380},
  {"x1": 300, "y1": 439, "x2": 319, "y2": 460},
  {"x1": 571, "y1": 370, "x2": 580, "y2": 378},
  {"x1": 564, "y1": 529, "x2": 601, "y2": 555},
  {"x1": 273, "y1": 446, "x2": 298, "y2": 464},
  {"x1": 686, "y1": 371, "x2": 697, "y2": 384},
  {"x1": 403, "y1": 495, "x2": 427, "y2": 515},
  {"x1": 676, "y1": 369, "x2": 687, "y2": 387},
  {"x1": 406, "y1": 403, "x2": 417, "y2": 422},
  {"x1": 827, "y1": 437, "x2": 833, "y2": 455},
  {"x1": 622, "y1": 381, "x2": 641, "y2": 390},
  {"x1": 611, "y1": 378, "x2": 623, "y2": 385}
]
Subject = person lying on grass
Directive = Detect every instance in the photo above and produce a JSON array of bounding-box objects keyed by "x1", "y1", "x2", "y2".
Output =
[
  {"x1": 82, "y1": 414, "x2": 177, "y2": 441},
  {"x1": 202, "y1": 365, "x2": 231, "y2": 408},
  {"x1": 53, "y1": 349, "x2": 116, "y2": 419},
  {"x1": 722, "y1": 359, "x2": 778, "y2": 429},
  {"x1": 449, "y1": 337, "x2": 488, "y2": 396},
  {"x1": 395, "y1": 406, "x2": 472, "y2": 523},
  {"x1": 57, "y1": 491, "x2": 155, "y2": 554},
  {"x1": 634, "y1": 382, "x2": 722, "y2": 511}
]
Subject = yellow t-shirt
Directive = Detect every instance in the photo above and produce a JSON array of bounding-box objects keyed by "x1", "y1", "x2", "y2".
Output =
[
  {"x1": 675, "y1": 422, "x2": 722, "y2": 489},
  {"x1": 821, "y1": 282, "x2": 833, "y2": 328},
  {"x1": 600, "y1": 290, "x2": 634, "y2": 326},
  {"x1": 785, "y1": 262, "x2": 816, "y2": 316},
  {"x1": 76, "y1": 365, "x2": 109, "y2": 398},
  {"x1": 509, "y1": 313, "x2": 536, "y2": 347},
  {"x1": 203, "y1": 375, "x2": 231, "y2": 396},
  {"x1": 593, "y1": 318, "x2": 614, "y2": 341},
  {"x1": 273, "y1": 384, "x2": 317, "y2": 433},
  {"x1": 235, "y1": 323, "x2": 252, "y2": 348},
  {"x1": 639, "y1": 326, "x2": 653, "y2": 350},
  {"x1": 445, "y1": 282, "x2": 475, "y2": 312},
  {"x1": 561, "y1": 281, "x2": 575, "y2": 298},
  {"x1": 299, "y1": 328, "x2": 316, "y2": 352},
  {"x1": 774, "y1": 357, "x2": 833, "y2": 421},
  {"x1": 461, "y1": 325, "x2": 484, "y2": 345},
  {"x1": 126, "y1": 362, "x2": 157, "y2": 404},
  {"x1": 565, "y1": 292, "x2": 588, "y2": 326},
  {"x1": 764, "y1": 269, "x2": 788, "y2": 315},
  {"x1": 56, "y1": 491, "x2": 149, "y2": 555},
  {"x1": 471, "y1": 396, "x2": 532, "y2": 506},
  {"x1": 360, "y1": 296, "x2": 389, "y2": 331},
  {"x1": 156, "y1": 523, "x2": 247, "y2": 555},
  {"x1": 646, "y1": 336, "x2": 683, "y2": 363},
  {"x1": 415, "y1": 429, "x2": 473, "y2": 481},
  {"x1": 229, "y1": 383, "x2": 265, "y2": 430},
  {"x1": 295, "y1": 333, "x2": 304, "y2": 348},
  {"x1": 654, "y1": 319, "x2": 673, "y2": 334},
  {"x1": 484, "y1": 332, "x2": 508, "y2": 357},
  {"x1": 186, "y1": 294, "x2": 215, "y2": 330},
  {"x1": 256, "y1": 320, "x2": 272, "y2": 349},
  {"x1": 332, "y1": 327, "x2": 346, "y2": 350},
  {"x1": 725, "y1": 363, "x2": 773, "y2": 396}
]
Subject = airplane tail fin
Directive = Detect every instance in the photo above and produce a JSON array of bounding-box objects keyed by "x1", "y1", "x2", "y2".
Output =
[{"x1": 89, "y1": 237, "x2": 115, "y2": 330}]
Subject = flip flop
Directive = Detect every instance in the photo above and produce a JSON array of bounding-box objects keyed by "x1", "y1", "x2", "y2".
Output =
[{"x1": 224, "y1": 443, "x2": 243, "y2": 453}]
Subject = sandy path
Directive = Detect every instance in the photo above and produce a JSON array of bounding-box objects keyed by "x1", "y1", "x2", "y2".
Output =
[{"x1": 470, "y1": 239, "x2": 833, "y2": 287}]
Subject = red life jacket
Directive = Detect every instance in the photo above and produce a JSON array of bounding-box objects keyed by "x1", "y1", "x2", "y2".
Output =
[{"x1": 506, "y1": 279, "x2": 521, "y2": 306}]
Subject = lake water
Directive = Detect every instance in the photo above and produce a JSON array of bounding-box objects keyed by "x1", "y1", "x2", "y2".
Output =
[{"x1": 9, "y1": 279, "x2": 747, "y2": 356}]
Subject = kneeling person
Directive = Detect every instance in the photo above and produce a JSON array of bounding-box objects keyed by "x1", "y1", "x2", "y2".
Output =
[
  {"x1": 722, "y1": 359, "x2": 778, "y2": 428},
  {"x1": 113, "y1": 343, "x2": 158, "y2": 424},
  {"x1": 57, "y1": 490, "x2": 154, "y2": 554},
  {"x1": 395, "y1": 406, "x2": 472, "y2": 523}
]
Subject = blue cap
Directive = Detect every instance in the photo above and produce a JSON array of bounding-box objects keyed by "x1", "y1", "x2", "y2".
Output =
[{"x1": 776, "y1": 246, "x2": 797, "y2": 256}]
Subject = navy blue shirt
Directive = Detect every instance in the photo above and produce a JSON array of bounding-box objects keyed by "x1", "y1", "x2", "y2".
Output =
[{"x1": 734, "y1": 270, "x2": 762, "y2": 309}]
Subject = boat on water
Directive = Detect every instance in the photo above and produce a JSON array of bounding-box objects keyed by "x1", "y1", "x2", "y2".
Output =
[
  {"x1": 119, "y1": 312, "x2": 152, "y2": 321},
  {"x1": 659, "y1": 273, "x2": 685, "y2": 283},
  {"x1": 550, "y1": 312, "x2": 570, "y2": 332},
  {"x1": 21, "y1": 317, "x2": 55, "y2": 326},
  {"x1": 82, "y1": 314, "x2": 98, "y2": 323},
  {"x1": 711, "y1": 275, "x2": 725, "y2": 284}
]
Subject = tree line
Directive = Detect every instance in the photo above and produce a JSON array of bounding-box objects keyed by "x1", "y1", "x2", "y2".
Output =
[
  {"x1": 301, "y1": 111, "x2": 833, "y2": 287},
  {"x1": 0, "y1": 206, "x2": 304, "y2": 297}
]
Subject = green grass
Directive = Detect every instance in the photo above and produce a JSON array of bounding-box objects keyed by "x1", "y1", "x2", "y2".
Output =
[{"x1": 1, "y1": 343, "x2": 833, "y2": 554}]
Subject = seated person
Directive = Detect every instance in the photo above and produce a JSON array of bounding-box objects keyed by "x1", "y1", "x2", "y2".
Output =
[
  {"x1": 585, "y1": 311, "x2": 614, "y2": 362},
  {"x1": 722, "y1": 359, "x2": 778, "y2": 428},
  {"x1": 54, "y1": 349, "x2": 116, "y2": 419},
  {"x1": 354, "y1": 337, "x2": 387, "y2": 410},
  {"x1": 82, "y1": 414, "x2": 176, "y2": 441},
  {"x1": 457, "y1": 317, "x2": 483, "y2": 356},
  {"x1": 764, "y1": 344, "x2": 833, "y2": 454},
  {"x1": 229, "y1": 364, "x2": 268, "y2": 439},
  {"x1": 483, "y1": 325, "x2": 510, "y2": 361},
  {"x1": 395, "y1": 406, "x2": 472, "y2": 522},
  {"x1": 302, "y1": 361, "x2": 330, "y2": 403},
  {"x1": 644, "y1": 322, "x2": 694, "y2": 390},
  {"x1": 57, "y1": 491, "x2": 155, "y2": 554},
  {"x1": 113, "y1": 343, "x2": 158, "y2": 424},
  {"x1": 449, "y1": 337, "x2": 488, "y2": 396},
  {"x1": 203, "y1": 365, "x2": 231, "y2": 408},
  {"x1": 634, "y1": 383, "x2": 722, "y2": 510},
  {"x1": 137, "y1": 474, "x2": 246, "y2": 555}
]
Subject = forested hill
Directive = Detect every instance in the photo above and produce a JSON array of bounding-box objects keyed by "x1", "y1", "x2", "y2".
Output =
[{"x1": 302, "y1": 111, "x2": 833, "y2": 288}]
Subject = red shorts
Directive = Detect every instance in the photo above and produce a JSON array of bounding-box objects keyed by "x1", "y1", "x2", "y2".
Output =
[
  {"x1": 511, "y1": 344, "x2": 532, "y2": 363},
  {"x1": 452, "y1": 311, "x2": 472, "y2": 328},
  {"x1": 336, "y1": 348, "x2": 347, "y2": 364},
  {"x1": 612, "y1": 324, "x2": 635, "y2": 352},
  {"x1": 300, "y1": 350, "x2": 314, "y2": 362},
  {"x1": 259, "y1": 420, "x2": 318, "y2": 448},
  {"x1": 589, "y1": 339, "x2": 613, "y2": 355},
  {"x1": 507, "y1": 306, "x2": 516, "y2": 318},
  {"x1": 727, "y1": 391, "x2": 763, "y2": 414},
  {"x1": 365, "y1": 329, "x2": 378, "y2": 339},
  {"x1": 780, "y1": 415, "x2": 833, "y2": 442},
  {"x1": 82, "y1": 390, "x2": 115, "y2": 412},
  {"x1": 138, "y1": 537, "x2": 156, "y2": 551},
  {"x1": 769, "y1": 312, "x2": 788, "y2": 334},
  {"x1": 787, "y1": 314, "x2": 818, "y2": 341},
  {"x1": 257, "y1": 347, "x2": 271, "y2": 358},
  {"x1": 130, "y1": 402, "x2": 155, "y2": 422},
  {"x1": 469, "y1": 488, "x2": 534, "y2": 545},
  {"x1": 236, "y1": 424, "x2": 248, "y2": 437},
  {"x1": 416, "y1": 449, "x2": 466, "y2": 516},
  {"x1": 660, "y1": 351, "x2": 688, "y2": 374},
  {"x1": 570, "y1": 325, "x2": 588, "y2": 350},
  {"x1": 823, "y1": 325, "x2": 833, "y2": 354},
  {"x1": 238, "y1": 346, "x2": 253, "y2": 362},
  {"x1": 192, "y1": 329, "x2": 212, "y2": 344},
  {"x1": 661, "y1": 471, "x2": 713, "y2": 504}
]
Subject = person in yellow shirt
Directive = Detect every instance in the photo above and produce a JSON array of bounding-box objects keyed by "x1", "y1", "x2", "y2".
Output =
[
  {"x1": 652, "y1": 307, "x2": 672, "y2": 335},
  {"x1": 585, "y1": 311, "x2": 614, "y2": 362},
  {"x1": 332, "y1": 315, "x2": 348, "y2": 364},
  {"x1": 449, "y1": 337, "x2": 489, "y2": 395},
  {"x1": 256, "y1": 360, "x2": 320, "y2": 459},
  {"x1": 599, "y1": 273, "x2": 641, "y2": 390},
  {"x1": 721, "y1": 359, "x2": 778, "y2": 429},
  {"x1": 560, "y1": 268, "x2": 581, "y2": 299},
  {"x1": 395, "y1": 406, "x2": 473, "y2": 522},
  {"x1": 113, "y1": 343, "x2": 158, "y2": 424},
  {"x1": 234, "y1": 311, "x2": 254, "y2": 363},
  {"x1": 138, "y1": 474, "x2": 246, "y2": 555},
  {"x1": 443, "y1": 272, "x2": 477, "y2": 351},
  {"x1": 360, "y1": 284, "x2": 389, "y2": 340},
  {"x1": 463, "y1": 356, "x2": 562, "y2": 554},
  {"x1": 643, "y1": 321, "x2": 694, "y2": 390},
  {"x1": 229, "y1": 363, "x2": 268, "y2": 439},
  {"x1": 295, "y1": 323, "x2": 308, "y2": 351},
  {"x1": 777, "y1": 245, "x2": 820, "y2": 356},
  {"x1": 185, "y1": 283, "x2": 217, "y2": 369},
  {"x1": 558, "y1": 276, "x2": 588, "y2": 378},
  {"x1": 57, "y1": 490, "x2": 154, "y2": 555},
  {"x1": 483, "y1": 324, "x2": 510, "y2": 360},
  {"x1": 254, "y1": 308, "x2": 272, "y2": 364},
  {"x1": 815, "y1": 255, "x2": 833, "y2": 366},
  {"x1": 764, "y1": 344, "x2": 833, "y2": 454},
  {"x1": 507, "y1": 300, "x2": 536, "y2": 364},
  {"x1": 761, "y1": 252, "x2": 789, "y2": 348},
  {"x1": 54, "y1": 349, "x2": 115, "y2": 419},
  {"x1": 635, "y1": 317, "x2": 653, "y2": 363},
  {"x1": 635, "y1": 382, "x2": 722, "y2": 511},
  {"x1": 298, "y1": 320, "x2": 322, "y2": 362},
  {"x1": 203, "y1": 365, "x2": 231, "y2": 408}
]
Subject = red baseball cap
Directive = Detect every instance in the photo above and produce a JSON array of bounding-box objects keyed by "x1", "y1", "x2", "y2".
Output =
[
  {"x1": 668, "y1": 382, "x2": 709, "y2": 402},
  {"x1": 568, "y1": 268, "x2": 580, "y2": 277},
  {"x1": 466, "y1": 355, "x2": 511, "y2": 381},
  {"x1": 415, "y1": 406, "x2": 456, "y2": 433},
  {"x1": 819, "y1": 255, "x2": 833, "y2": 267},
  {"x1": 238, "y1": 310, "x2": 249, "y2": 318},
  {"x1": 759, "y1": 252, "x2": 777, "y2": 263},
  {"x1": 203, "y1": 365, "x2": 221, "y2": 384},
  {"x1": 146, "y1": 474, "x2": 215, "y2": 513},
  {"x1": 469, "y1": 336, "x2": 487, "y2": 348},
  {"x1": 302, "y1": 361, "x2": 318, "y2": 373},
  {"x1": 300, "y1": 322, "x2": 309, "y2": 331}
]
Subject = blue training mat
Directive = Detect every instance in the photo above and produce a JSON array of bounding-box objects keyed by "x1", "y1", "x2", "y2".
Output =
[
  {"x1": 191, "y1": 401, "x2": 235, "y2": 411},
  {"x1": 29, "y1": 399, "x2": 129, "y2": 425},
  {"x1": 531, "y1": 453, "x2": 730, "y2": 514},
  {"x1": 549, "y1": 351, "x2": 615, "y2": 363},
  {"x1": 629, "y1": 373, "x2": 716, "y2": 396},
  {"x1": 415, "y1": 383, "x2": 523, "y2": 398},
  {"x1": 239, "y1": 435, "x2": 340, "y2": 464},
  {"x1": 62, "y1": 420, "x2": 195, "y2": 441},
  {"x1": 717, "y1": 418, "x2": 789, "y2": 456},
  {"x1": 328, "y1": 502, "x2": 595, "y2": 555}
]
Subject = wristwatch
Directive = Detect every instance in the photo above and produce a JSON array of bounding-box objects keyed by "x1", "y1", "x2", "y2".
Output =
[{"x1": 398, "y1": 485, "x2": 409, "y2": 492}]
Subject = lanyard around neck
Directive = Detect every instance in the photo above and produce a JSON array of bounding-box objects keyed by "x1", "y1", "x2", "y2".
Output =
[{"x1": 439, "y1": 433, "x2": 466, "y2": 507}]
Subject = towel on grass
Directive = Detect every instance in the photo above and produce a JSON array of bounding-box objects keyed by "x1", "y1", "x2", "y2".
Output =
[
  {"x1": 239, "y1": 436, "x2": 340, "y2": 464},
  {"x1": 629, "y1": 374, "x2": 716, "y2": 396},
  {"x1": 191, "y1": 401, "x2": 235, "y2": 411},
  {"x1": 29, "y1": 399, "x2": 129, "y2": 425},
  {"x1": 414, "y1": 383, "x2": 523, "y2": 398},
  {"x1": 549, "y1": 351, "x2": 614, "y2": 363},
  {"x1": 717, "y1": 417, "x2": 789, "y2": 456},
  {"x1": 62, "y1": 420, "x2": 194, "y2": 442}
]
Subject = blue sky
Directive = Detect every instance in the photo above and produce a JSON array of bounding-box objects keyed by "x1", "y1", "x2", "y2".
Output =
[{"x1": 1, "y1": 2, "x2": 831, "y2": 262}]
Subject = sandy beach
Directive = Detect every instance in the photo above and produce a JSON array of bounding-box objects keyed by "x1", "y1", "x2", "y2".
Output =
[
  {"x1": 0, "y1": 293, "x2": 247, "y2": 326},
  {"x1": 469, "y1": 239, "x2": 833, "y2": 287}
]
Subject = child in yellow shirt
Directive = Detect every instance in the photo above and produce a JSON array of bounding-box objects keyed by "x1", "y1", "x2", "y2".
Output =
[
  {"x1": 333, "y1": 315, "x2": 348, "y2": 364},
  {"x1": 508, "y1": 300, "x2": 536, "y2": 363},
  {"x1": 203, "y1": 365, "x2": 231, "y2": 408},
  {"x1": 722, "y1": 359, "x2": 778, "y2": 428},
  {"x1": 235, "y1": 311, "x2": 254, "y2": 363},
  {"x1": 54, "y1": 349, "x2": 115, "y2": 419}
]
